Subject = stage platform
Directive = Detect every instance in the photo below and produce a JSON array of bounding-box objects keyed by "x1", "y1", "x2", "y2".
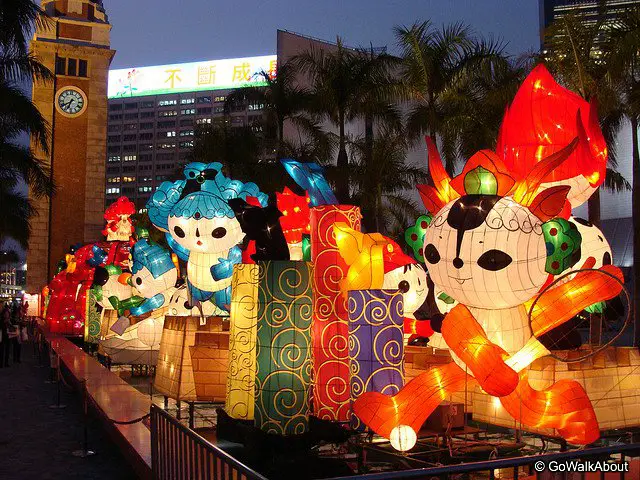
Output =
[{"x1": 43, "y1": 328, "x2": 152, "y2": 479}]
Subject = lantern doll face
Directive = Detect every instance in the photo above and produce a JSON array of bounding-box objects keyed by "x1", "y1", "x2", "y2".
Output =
[
  {"x1": 424, "y1": 195, "x2": 548, "y2": 309},
  {"x1": 167, "y1": 214, "x2": 243, "y2": 254},
  {"x1": 382, "y1": 264, "x2": 428, "y2": 317},
  {"x1": 570, "y1": 217, "x2": 612, "y2": 268},
  {"x1": 131, "y1": 265, "x2": 177, "y2": 299}
]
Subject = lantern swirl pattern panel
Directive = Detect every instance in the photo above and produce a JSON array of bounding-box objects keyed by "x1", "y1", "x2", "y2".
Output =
[
  {"x1": 311, "y1": 205, "x2": 361, "y2": 421},
  {"x1": 225, "y1": 263, "x2": 260, "y2": 420},
  {"x1": 349, "y1": 289, "x2": 404, "y2": 430},
  {"x1": 254, "y1": 261, "x2": 313, "y2": 435}
]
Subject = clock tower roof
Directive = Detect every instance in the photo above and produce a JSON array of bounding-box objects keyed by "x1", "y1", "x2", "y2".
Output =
[{"x1": 41, "y1": 0, "x2": 109, "y2": 24}]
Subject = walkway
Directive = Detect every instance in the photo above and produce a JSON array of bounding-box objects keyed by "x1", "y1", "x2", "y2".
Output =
[{"x1": 0, "y1": 342, "x2": 137, "y2": 480}]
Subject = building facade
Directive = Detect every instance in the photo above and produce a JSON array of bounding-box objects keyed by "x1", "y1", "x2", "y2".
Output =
[
  {"x1": 105, "y1": 56, "x2": 276, "y2": 211},
  {"x1": 27, "y1": 0, "x2": 114, "y2": 291}
]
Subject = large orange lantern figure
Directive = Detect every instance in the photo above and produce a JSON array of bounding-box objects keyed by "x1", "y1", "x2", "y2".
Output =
[{"x1": 353, "y1": 88, "x2": 623, "y2": 446}]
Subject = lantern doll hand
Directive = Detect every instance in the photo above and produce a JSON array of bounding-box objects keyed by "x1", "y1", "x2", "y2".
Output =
[{"x1": 210, "y1": 246, "x2": 242, "y2": 281}]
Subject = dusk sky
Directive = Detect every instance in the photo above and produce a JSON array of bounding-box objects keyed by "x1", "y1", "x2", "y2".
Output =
[{"x1": 107, "y1": 0, "x2": 541, "y2": 68}]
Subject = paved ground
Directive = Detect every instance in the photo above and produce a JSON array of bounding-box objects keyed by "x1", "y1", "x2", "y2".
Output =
[{"x1": 0, "y1": 341, "x2": 137, "y2": 480}]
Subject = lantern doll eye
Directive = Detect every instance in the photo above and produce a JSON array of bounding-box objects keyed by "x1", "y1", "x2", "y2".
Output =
[
  {"x1": 398, "y1": 280, "x2": 410, "y2": 293},
  {"x1": 173, "y1": 226, "x2": 186, "y2": 238},
  {"x1": 477, "y1": 249, "x2": 512, "y2": 271},
  {"x1": 135, "y1": 277, "x2": 142, "y2": 286},
  {"x1": 212, "y1": 227, "x2": 227, "y2": 238},
  {"x1": 424, "y1": 243, "x2": 441, "y2": 264}
]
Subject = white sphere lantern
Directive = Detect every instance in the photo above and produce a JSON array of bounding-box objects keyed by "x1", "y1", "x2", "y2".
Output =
[{"x1": 389, "y1": 424, "x2": 417, "y2": 452}]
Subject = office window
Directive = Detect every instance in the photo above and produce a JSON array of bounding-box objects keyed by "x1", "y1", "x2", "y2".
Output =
[
  {"x1": 124, "y1": 124, "x2": 137, "y2": 131},
  {"x1": 138, "y1": 186, "x2": 153, "y2": 193},
  {"x1": 139, "y1": 164, "x2": 153, "y2": 171},
  {"x1": 124, "y1": 113, "x2": 138, "y2": 120},
  {"x1": 107, "y1": 155, "x2": 121, "y2": 163},
  {"x1": 156, "y1": 175, "x2": 169, "y2": 182},
  {"x1": 109, "y1": 114, "x2": 123, "y2": 121},
  {"x1": 158, "y1": 143, "x2": 176, "y2": 149},
  {"x1": 138, "y1": 207, "x2": 148, "y2": 214},
  {"x1": 106, "y1": 187, "x2": 120, "y2": 195},
  {"x1": 157, "y1": 120, "x2": 176, "y2": 128},
  {"x1": 125, "y1": 102, "x2": 138, "y2": 110},
  {"x1": 139, "y1": 143, "x2": 154, "y2": 150},
  {"x1": 179, "y1": 130, "x2": 194, "y2": 137},
  {"x1": 165, "y1": 131, "x2": 176, "y2": 137},
  {"x1": 56, "y1": 56, "x2": 66, "y2": 75},
  {"x1": 140, "y1": 122, "x2": 154, "y2": 130},
  {"x1": 141, "y1": 101, "x2": 154, "y2": 109},
  {"x1": 180, "y1": 98, "x2": 195, "y2": 104},
  {"x1": 139, "y1": 154, "x2": 153, "y2": 163},
  {"x1": 140, "y1": 176, "x2": 153, "y2": 183},
  {"x1": 158, "y1": 99, "x2": 177, "y2": 107},
  {"x1": 139, "y1": 132, "x2": 153, "y2": 141},
  {"x1": 123, "y1": 165, "x2": 136, "y2": 173},
  {"x1": 140, "y1": 111, "x2": 155, "y2": 118},
  {"x1": 197, "y1": 96, "x2": 212, "y2": 104},
  {"x1": 196, "y1": 118, "x2": 212, "y2": 125},
  {"x1": 123, "y1": 134, "x2": 136, "y2": 142},
  {"x1": 214, "y1": 96, "x2": 226, "y2": 102},
  {"x1": 67, "y1": 58, "x2": 77, "y2": 76},
  {"x1": 156, "y1": 153, "x2": 175, "y2": 162},
  {"x1": 159, "y1": 110, "x2": 177, "y2": 117},
  {"x1": 214, "y1": 106, "x2": 225, "y2": 114},
  {"x1": 179, "y1": 118, "x2": 194, "y2": 127},
  {"x1": 122, "y1": 187, "x2": 135, "y2": 195},
  {"x1": 108, "y1": 135, "x2": 121, "y2": 142},
  {"x1": 122, "y1": 176, "x2": 136, "y2": 183},
  {"x1": 123, "y1": 144, "x2": 137, "y2": 152},
  {"x1": 107, "y1": 146, "x2": 120, "y2": 154},
  {"x1": 197, "y1": 107, "x2": 212, "y2": 115},
  {"x1": 179, "y1": 141, "x2": 194, "y2": 148},
  {"x1": 78, "y1": 59, "x2": 88, "y2": 77},
  {"x1": 107, "y1": 176, "x2": 120, "y2": 183},
  {"x1": 249, "y1": 103, "x2": 264, "y2": 111},
  {"x1": 106, "y1": 166, "x2": 120, "y2": 174},
  {"x1": 180, "y1": 108, "x2": 196, "y2": 115},
  {"x1": 109, "y1": 104, "x2": 123, "y2": 111},
  {"x1": 123, "y1": 155, "x2": 137, "y2": 162},
  {"x1": 108, "y1": 125, "x2": 121, "y2": 132}
]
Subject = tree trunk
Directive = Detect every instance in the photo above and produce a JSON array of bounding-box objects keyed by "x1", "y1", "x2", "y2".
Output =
[
  {"x1": 365, "y1": 112, "x2": 374, "y2": 169},
  {"x1": 587, "y1": 188, "x2": 601, "y2": 227},
  {"x1": 277, "y1": 117, "x2": 284, "y2": 160},
  {"x1": 336, "y1": 110, "x2": 349, "y2": 203},
  {"x1": 632, "y1": 116, "x2": 640, "y2": 348}
]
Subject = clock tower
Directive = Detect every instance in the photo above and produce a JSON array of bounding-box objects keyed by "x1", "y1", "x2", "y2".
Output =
[{"x1": 27, "y1": 0, "x2": 115, "y2": 291}]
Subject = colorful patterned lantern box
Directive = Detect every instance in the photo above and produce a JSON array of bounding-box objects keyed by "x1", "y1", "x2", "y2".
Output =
[
  {"x1": 254, "y1": 260, "x2": 313, "y2": 435},
  {"x1": 349, "y1": 289, "x2": 405, "y2": 430},
  {"x1": 226, "y1": 264, "x2": 260, "y2": 420},
  {"x1": 155, "y1": 315, "x2": 229, "y2": 402},
  {"x1": 310, "y1": 204, "x2": 361, "y2": 421}
]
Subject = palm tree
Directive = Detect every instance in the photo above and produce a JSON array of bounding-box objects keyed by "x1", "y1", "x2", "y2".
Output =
[
  {"x1": 349, "y1": 127, "x2": 427, "y2": 235},
  {"x1": 0, "y1": 0, "x2": 54, "y2": 248},
  {"x1": 395, "y1": 21, "x2": 515, "y2": 174},
  {"x1": 607, "y1": 6, "x2": 640, "y2": 348},
  {"x1": 292, "y1": 39, "x2": 401, "y2": 202},
  {"x1": 542, "y1": 12, "x2": 630, "y2": 226}
]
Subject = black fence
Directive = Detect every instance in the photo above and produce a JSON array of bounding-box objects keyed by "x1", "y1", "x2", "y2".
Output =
[{"x1": 150, "y1": 404, "x2": 268, "y2": 480}]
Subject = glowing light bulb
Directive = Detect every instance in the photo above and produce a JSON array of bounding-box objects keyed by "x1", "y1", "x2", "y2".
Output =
[{"x1": 389, "y1": 425, "x2": 417, "y2": 452}]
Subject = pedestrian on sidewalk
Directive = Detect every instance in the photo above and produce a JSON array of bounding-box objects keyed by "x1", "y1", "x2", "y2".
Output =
[
  {"x1": 1, "y1": 303, "x2": 11, "y2": 367},
  {"x1": 10, "y1": 302, "x2": 25, "y2": 364}
]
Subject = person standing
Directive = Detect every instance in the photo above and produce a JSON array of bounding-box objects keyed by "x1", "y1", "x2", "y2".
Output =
[
  {"x1": 9, "y1": 302, "x2": 22, "y2": 364},
  {"x1": 0, "y1": 303, "x2": 11, "y2": 367}
]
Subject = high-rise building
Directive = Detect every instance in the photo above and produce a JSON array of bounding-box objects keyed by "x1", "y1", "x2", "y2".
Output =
[
  {"x1": 105, "y1": 56, "x2": 277, "y2": 211},
  {"x1": 27, "y1": 0, "x2": 115, "y2": 291}
]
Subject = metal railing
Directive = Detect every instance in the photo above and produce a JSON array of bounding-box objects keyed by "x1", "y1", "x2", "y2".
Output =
[
  {"x1": 327, "y1": 443, "x2": 640, "y2": 480},
  {"x1": 150, "y1": 404, "x2": 268, "y2": 480}
]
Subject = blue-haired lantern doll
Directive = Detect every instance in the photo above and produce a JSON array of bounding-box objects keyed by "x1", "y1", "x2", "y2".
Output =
[{"x1": 146, "y1": 162, "x2": 267, "y2": 312}]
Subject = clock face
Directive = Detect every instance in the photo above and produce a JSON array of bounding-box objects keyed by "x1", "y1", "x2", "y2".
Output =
[{"x1": 57, "y1": 89, "x2": 86, "y2": 116}]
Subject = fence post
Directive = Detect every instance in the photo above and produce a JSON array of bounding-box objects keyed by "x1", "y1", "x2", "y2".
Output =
[
  {"x1": 48, "y1": 352, "x2": 66, "y2": 409},
  {"x1": 72, "y1": 378, "x2": 95, "y2": 458},
  {"x1": 150, "y1": 405, "x2": 158, "y2": 480}
]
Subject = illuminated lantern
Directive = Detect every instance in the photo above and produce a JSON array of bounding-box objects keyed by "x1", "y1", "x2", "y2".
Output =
[
  {"x1": 389, "y1": 425, "x2": 417, "y2": 452},
  {"x1": 353, "y1": 134, "x2": 625, "y2": 445},
  {"x1": 225, "y1": 263, "x2": 259, "y2": 420},
  {"x1": 348, "y1": 289, "x2": 404, "y2": 430},
  {"x1": 276, "y1": 187, "x2": 311, "y2": 260},
  {"x1": 102, "y1": 196, "x2": 136, "y2": 241},
  {"x1": 496, "y1": 64, "x2": 607, "y2": 207},
  {"x1": 154, "y1": 316, "x2": 229, "y2": 401},
  {"x1": 254, "y1": 261, "x2": 313, "y2": 435},
  {"x1": 280, "y1": 160, "x2": 337, "y2": 207},
  {"x1": 569, "y1": 217, "x2": 612, "y2": 269},
  {"x1": 129, "y1": 239, "x2": 178, "y2": 316},
  {"x1": 310, "y1": 204, "x2": 361, "y2": 421},
  {"x1": 100, "y1": 317, "x2": 164, "y2": 365},
  {"x1": 146, "y1": 162, "x2": 267, "y2": 312}
]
